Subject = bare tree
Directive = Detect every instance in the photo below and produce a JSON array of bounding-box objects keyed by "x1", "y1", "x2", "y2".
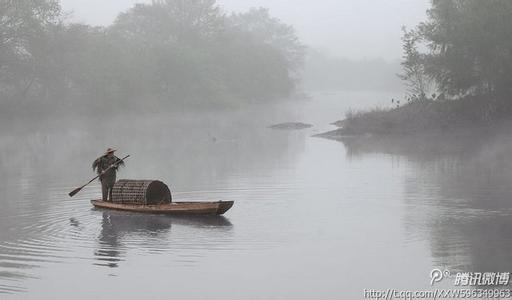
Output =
[{"x1": 398, "y1": 27, "x2": 432, "y2": 100}]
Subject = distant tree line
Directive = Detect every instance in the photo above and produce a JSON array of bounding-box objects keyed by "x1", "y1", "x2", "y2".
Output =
[
  {"x1": 400, "y1": 0, "x2": 512, "y2": 105},
  {"x1": 0, "y1": 0, "x2": 304, "y2": 112}
]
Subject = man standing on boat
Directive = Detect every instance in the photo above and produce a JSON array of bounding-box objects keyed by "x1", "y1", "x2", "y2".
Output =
[{"x1": 92, "y1": 148, "x2": 125, "y2": 202}]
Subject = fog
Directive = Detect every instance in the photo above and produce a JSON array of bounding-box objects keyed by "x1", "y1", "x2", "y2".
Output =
[
  {"x1": 2, "y1": 0, "x2": 512, "y2": 299},
  {"x1": 60, "y1": 0, "x2": 429, "y2": 60}
]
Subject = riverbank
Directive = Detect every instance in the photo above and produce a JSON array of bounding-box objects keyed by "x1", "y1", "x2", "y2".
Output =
[{"x1": 317, "y1": 95, "x2": 512, "y2": 139}]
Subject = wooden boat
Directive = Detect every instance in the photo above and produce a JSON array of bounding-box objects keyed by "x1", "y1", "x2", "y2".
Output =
[{"x1": 91, "y1": 199, "x2": 234, "y2": 215}]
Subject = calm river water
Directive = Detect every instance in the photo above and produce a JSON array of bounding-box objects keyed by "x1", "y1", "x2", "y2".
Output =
[{"x1": 2, "y1": 91, "x2": 512, "y2": 299}]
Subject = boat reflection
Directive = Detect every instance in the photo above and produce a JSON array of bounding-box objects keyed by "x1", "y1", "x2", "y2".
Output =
[{"x1": 94, "y1": 210, "x2": 233, "y2": 268}]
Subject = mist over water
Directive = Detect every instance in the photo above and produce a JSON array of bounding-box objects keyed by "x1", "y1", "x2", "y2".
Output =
[
  {"x1": 1, "y1": 91, "x2": 511, "y2": 298},
  {"x1": 3, "y1": 0, "x2": 512, "y2": 298}
]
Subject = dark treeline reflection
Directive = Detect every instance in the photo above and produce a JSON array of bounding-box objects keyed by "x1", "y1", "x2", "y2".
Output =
[
  {"x1": 341, "y1": 132, "x2": 512, "y2": 273},
  {"x1": 0, "y1": 0, "x2": 304, "y2": 116}
]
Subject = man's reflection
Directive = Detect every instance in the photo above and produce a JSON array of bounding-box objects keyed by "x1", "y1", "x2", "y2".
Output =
[{"x1": 94, "y1": 210, "x2": 232, "y2": 268}]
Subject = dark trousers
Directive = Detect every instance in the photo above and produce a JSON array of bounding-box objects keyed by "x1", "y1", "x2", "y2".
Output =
[{"x1": 101, "y1": 175, "x2": 116, "y2": 202}]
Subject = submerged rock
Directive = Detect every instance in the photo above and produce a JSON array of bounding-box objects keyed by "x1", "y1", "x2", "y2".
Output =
[{"x1": 268, "y1": 122, "x2": 313, "y2": 130}]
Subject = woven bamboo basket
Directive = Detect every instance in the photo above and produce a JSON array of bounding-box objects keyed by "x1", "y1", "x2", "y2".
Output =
[{"x1": 111, "y1": 179, "x2": 172, "y2": 205}]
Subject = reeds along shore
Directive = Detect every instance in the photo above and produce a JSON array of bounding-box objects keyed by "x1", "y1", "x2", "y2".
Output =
[{"x1": 321, "y1": 95, "x2": 512, "y2": 137}]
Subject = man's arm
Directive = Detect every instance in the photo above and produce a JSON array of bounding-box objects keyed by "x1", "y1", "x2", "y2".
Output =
[
  {"x1": 92, "y1": 157, "x2": 100, "y2": 173},
  {"x1": 113, "y1": 156, "x2": 125, "y2": 169}
]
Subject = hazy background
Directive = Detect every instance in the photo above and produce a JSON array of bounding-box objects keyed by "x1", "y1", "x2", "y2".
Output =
[
  {"x1": 4, "y1": 1, "x2": 512, "y2": 299},
  {"x1": 60, "y1": 0, "x2": 429, "y2": 60}
]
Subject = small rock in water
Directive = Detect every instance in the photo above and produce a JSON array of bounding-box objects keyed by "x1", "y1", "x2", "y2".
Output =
[{"x1": 268, "y1": 122, "x2": 313, "y2": 130}]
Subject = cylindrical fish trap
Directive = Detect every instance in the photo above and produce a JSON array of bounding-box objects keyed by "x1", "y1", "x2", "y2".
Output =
[{"x1": 111, "y1": 179, "x2": 172, "y2": 205}]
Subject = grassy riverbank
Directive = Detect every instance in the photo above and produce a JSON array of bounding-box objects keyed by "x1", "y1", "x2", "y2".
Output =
[{"x1": 318, "y1": 95, "x2": 512, "y2": 138}]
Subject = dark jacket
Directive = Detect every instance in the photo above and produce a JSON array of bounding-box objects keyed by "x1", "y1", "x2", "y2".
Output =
[{"x1": 92, "y1": 155, "x2": 124, "y2": 180}]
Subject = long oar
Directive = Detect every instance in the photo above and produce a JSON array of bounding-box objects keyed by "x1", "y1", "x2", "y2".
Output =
[{"x1": 68, "y1": 155, "x2": 130, "y2": 197}]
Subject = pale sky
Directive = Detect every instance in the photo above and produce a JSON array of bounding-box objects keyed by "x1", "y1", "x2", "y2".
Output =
[{"x1": 60, "y1": 0, "x2": 430, "y2": 60}]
